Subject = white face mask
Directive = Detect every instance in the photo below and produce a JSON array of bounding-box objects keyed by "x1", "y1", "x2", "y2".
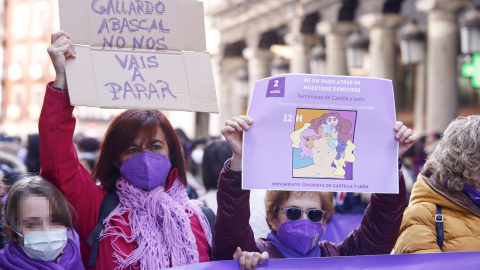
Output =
[
  {"x1": 16, "y1": 228, "x2": 68, "y2": 261},
  {"x1": 191, "y1": 148, "x2": 204, "y2": 165}
]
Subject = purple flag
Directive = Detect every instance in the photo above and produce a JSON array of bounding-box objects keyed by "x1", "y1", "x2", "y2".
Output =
[{"x1": 171, "y1": 251, "x2": 480, "y2": 270}]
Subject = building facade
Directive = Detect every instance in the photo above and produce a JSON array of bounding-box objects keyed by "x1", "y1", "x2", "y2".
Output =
[
  {"x1": 0, "y1": 0, "x2": 479, "y2": 139},
  {"x1": 1, "y1": 0, "x2": 127, "y2": 139},
  {"x1": 206, "y1": 0, "x2": 480, "y2": 135},
  {"x1": 1, "y1": 0, "x2": 57, "y2": 135},
  {"x1": 0, "y1": 0, "x2": 206, "y2": 140}
]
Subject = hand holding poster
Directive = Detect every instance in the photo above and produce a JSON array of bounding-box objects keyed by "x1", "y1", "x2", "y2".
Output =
[
  {"x1": 58, "y1": 0, "x2": 218, "y2": 113},
  {"x1": 243, "y1": 74, "x2": 398, "y2": 193}
]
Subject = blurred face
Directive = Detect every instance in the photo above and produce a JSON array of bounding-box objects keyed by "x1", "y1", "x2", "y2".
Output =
[
  {"x1": 326, "y1": 116, "x2": 338, "y2": 127},
  {"x1": 119, "y1": 127, "x2": 169, "y2": 165},
  {"x1": 312, "y1": 138, "x2": 335, "y2": 168},
  {"x1": 268, "y1": 192, "x2": 324, "y2": 231},
  {"x1": 17, "y1": 195, "x2": 66, "y2": 247}
]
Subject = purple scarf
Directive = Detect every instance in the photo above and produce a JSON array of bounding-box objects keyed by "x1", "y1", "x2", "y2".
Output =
[
  {"x1": 101, "y1": 177, "x2": 212, "y2": 270},
  {"x1": 0, "y1": 239, "x2": 84, "y2": 270},
  {"x1": 462, "y1": 183, "x2": 480, "y2": 208},
  {"x1": 267, "y1": 231, "x2": 322, "y2": 258},
  {"x1": 444, "y1": 178, "x2": 480, "y2": 208}
]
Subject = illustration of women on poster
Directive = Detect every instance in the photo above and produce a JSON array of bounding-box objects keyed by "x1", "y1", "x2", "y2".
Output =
[{"x1": 291, "y1": 110, "x2": 356, "y2": 179}]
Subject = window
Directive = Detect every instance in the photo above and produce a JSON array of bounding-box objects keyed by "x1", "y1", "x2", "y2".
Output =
[
  {"x1": 51, "y1": 0, "x2": 60, "y2": 31},
  {"x1": 8, "y1": 45, "x2": 28, "y2": 81},
  {"x1": 31, "y1": 1, "x2": 50, "y2": 38},
  {"x1": 29, "y1": 43, "x2": 48, "y2": 80},
  {"x1": 458, "y1": 55, "x2": 479, "y2": 108},
  {"x1": 28, "y1": 84, "x2": 45, "y2": 120},
  {"x1": 11, "y1": 4, "x2": 30, "y2": 40},
  {"x1": 6, "y1": 85, "x2": 26, "y2": 120},
  {"x1": 77, "y1": 107, "x2": 114, "y2": 121}
]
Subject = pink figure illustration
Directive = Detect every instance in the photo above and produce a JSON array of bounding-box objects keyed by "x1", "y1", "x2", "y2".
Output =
[{"x1": 298, "y1": 128, "x2": 318, "y2": 159}]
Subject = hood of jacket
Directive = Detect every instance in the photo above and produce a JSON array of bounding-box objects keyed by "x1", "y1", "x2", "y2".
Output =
[{"x1": 410, "y1": 171, "x2": 480, "y2": 218}]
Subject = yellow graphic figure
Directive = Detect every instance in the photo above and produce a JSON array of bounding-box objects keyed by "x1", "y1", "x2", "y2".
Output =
[
  {"x1": 333, "y1": 140, "x2": 356, "y2": 176},
  {"x1": 293, "y1": 138, "x2": 343, "y2": 179},
  {"x1": 344, "y1": 140, "x2": 357, "y2": 162},
  {"x1": 333, "y1": 159, "x2": 346, "y2": 176},
  {"x1": 290, "y1": 123, "x2": 311, "y2": 148}
]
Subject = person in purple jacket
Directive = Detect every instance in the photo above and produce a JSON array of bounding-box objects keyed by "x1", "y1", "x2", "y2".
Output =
[
  {"x1": 0, "y1": 175, "x2": 84, "y2": 270},
  {"x1": 214, "y1": 116, "x2": 416, "y2": 270}
]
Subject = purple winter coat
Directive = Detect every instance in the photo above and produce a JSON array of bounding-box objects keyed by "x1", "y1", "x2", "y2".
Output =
[{"x1": 213, "y1": 159, "x2": 406, "y2": 260}]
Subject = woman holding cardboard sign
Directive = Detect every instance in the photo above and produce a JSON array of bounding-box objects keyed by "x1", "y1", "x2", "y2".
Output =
[
  {"x1": 40, "y1": 31, "x2": 214, "y2": 269},
  {"x1": 214, "y1": 116, "x2": 416, "y2": 269}
]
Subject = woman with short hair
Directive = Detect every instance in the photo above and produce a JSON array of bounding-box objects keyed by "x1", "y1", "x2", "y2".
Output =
[
  {"x1": 395, "y1": 115, "x2": 480, "y2": 253},
  {"x1": 214, "y1": 116, "x2": 416, "y2": 269}
]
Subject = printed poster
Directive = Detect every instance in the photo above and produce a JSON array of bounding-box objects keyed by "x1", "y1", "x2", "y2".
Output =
[{"x1": 242, "y1": 74, "x2": 398, "y2": 193}]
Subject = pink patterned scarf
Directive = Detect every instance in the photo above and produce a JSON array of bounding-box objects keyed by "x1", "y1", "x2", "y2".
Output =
[{"x1": 101, "y1": 177, "x2": 212, "y2": 269}]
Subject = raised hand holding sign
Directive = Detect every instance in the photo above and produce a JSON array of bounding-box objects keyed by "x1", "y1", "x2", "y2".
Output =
[{"x1": 58, "y1": 0, "x2": 218, "y2": 112}]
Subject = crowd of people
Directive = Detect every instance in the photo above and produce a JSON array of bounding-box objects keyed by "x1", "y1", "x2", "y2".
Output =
[{"x1": 0, "y1": 30, "x2": 478, "y2": 270}]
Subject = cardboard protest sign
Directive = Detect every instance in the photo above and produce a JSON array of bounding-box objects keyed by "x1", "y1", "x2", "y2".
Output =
[
  {"x1": 243, "y1": 74, "x2": 398, "y2": 193},
  {"x1": 58, "y1": 0, "x2": 218, "y2": 113}
]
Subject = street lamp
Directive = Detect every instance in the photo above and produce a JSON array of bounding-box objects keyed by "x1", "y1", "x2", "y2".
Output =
[
  {"x1": 271, "y1": 56, "x2": 289, "y2": 75},
  {"x1": 309, "y1": 42, "x2": 326, "y2": 74},
  {"x1": 346, "y1": 30, "x2": 369, "y2": 69},
  {"x1": 459, "y1": 7, "x2": 480, "y2": 55},
  {"x1": 399, "y1": 21, "x2": 425, "y2": 65}
]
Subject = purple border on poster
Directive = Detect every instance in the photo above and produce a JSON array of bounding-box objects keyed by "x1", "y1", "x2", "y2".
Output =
[{"x1": 242, "y1": 74, "x2": 398, "y2": 193}]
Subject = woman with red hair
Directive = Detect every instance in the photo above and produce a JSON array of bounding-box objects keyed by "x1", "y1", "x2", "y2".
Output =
[{"x1": 39, "y1": 31, "x2": 213, "y2": 269}]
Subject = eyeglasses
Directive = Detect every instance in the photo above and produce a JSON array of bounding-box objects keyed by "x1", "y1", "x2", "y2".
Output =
[{"x1": 278, "y1": 207, "x2": 326, "y2": 223}]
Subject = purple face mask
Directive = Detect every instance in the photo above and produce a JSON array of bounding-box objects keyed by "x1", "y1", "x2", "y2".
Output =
[
  {"x1": 276, "y1": 219, "x2": 323, "y2": 256},
  {"x1": 120, "y1": 151, "x2": 172, "y2": 190}
]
